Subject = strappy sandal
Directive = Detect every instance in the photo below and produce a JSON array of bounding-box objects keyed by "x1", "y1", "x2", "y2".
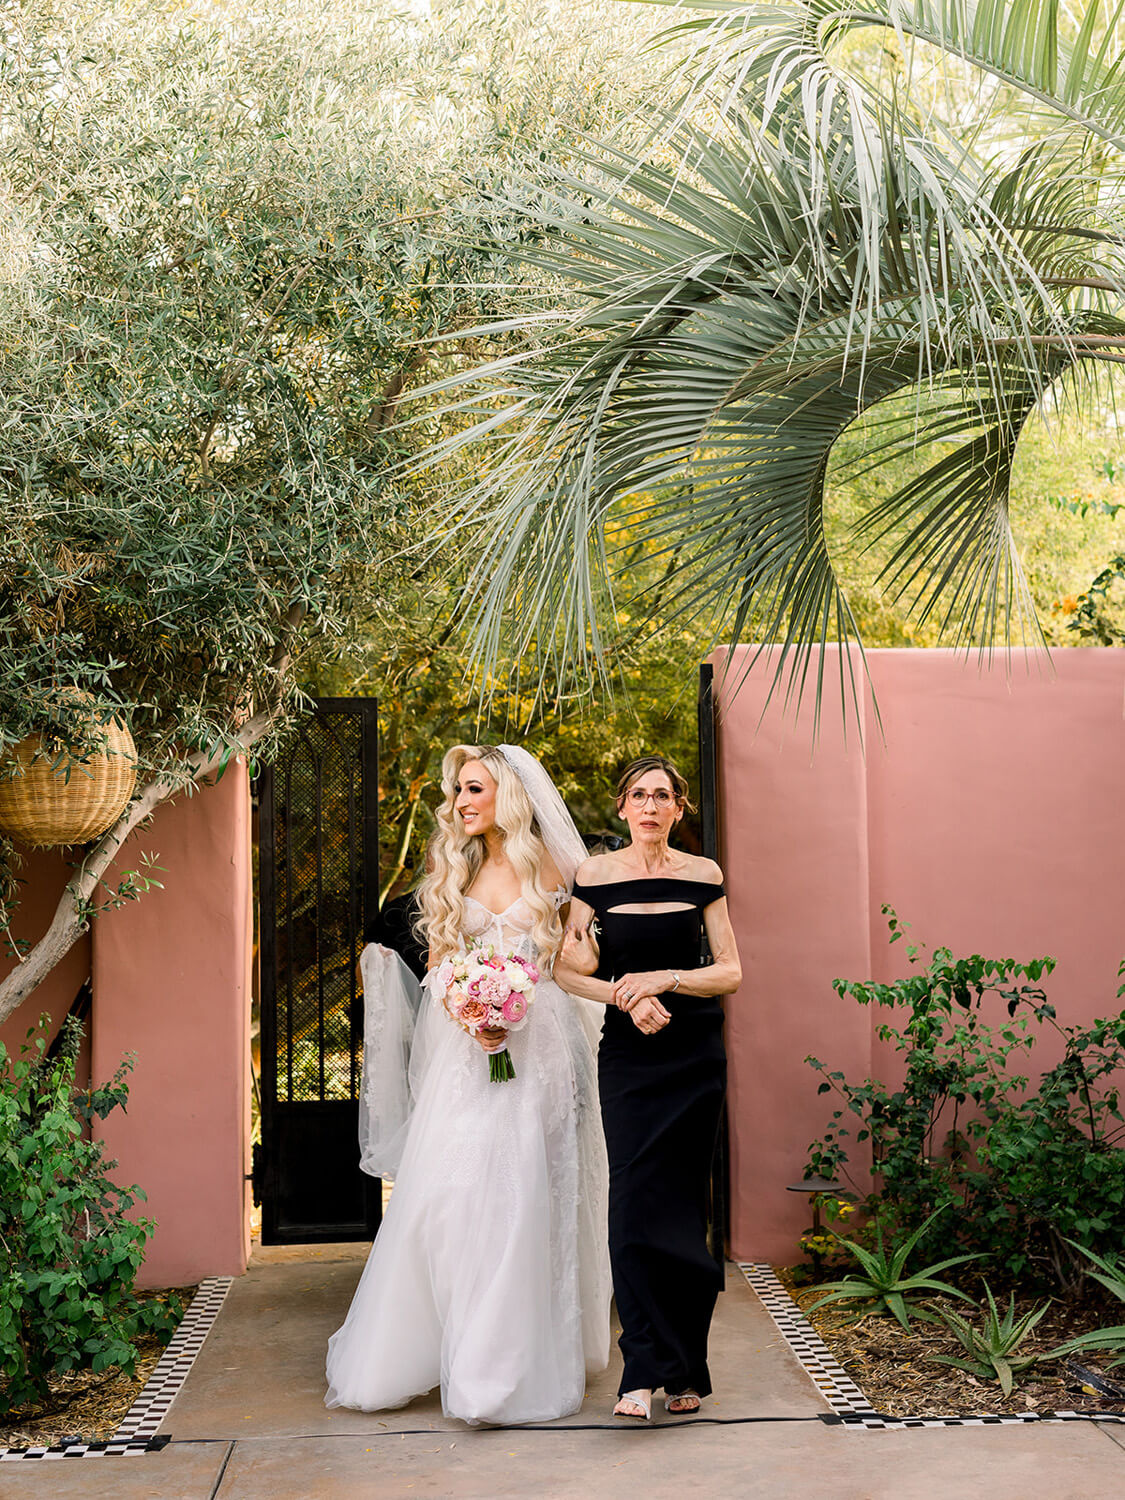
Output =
[
  {"x1": 614, "y1": 1389, "x2": 652, "y2": 1421},
  {"x1": 664, "y1": 1389, "x2": 702, "y2": 1415}
]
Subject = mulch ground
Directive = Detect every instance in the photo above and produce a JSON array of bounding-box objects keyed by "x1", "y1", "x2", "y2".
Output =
[
  {"x1": 0, "y1": 1288, "x2": 194, "y2": 1450},
  {"x1": 776, "y1": 1266, "x2": 1125, "y2": 1418}
]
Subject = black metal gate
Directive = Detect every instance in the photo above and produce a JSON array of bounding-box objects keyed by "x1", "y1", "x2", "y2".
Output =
[
  {"x1": 256, "y1": 698, "x2": 382, "y2": 1244},
  {"x1": 699, "y1": 662, "x2": 730, "y2": 1268}
]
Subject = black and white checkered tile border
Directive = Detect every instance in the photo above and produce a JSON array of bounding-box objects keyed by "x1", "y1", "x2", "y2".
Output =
[
  {"x1": 738, "y1": 1262, "x2": 1125, "y2": 1432},
  {"x1": 114, "y1": 1276, "x2": 234, "y2": 1440},
  {"x1": 0, "y1": 1435, "x2": 171, "y2": 1462},
  {"x1": 738, "y1": 1262, "x2": 879, "y2": 1420},
  {"x1": 0, "y1": 1276, "x2": 233, "y2": 1461}
]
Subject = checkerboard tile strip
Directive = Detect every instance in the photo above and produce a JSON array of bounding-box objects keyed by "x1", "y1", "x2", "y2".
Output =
[
  {"x1": 738, "y1": 1262, "x2": 1125, "y2": 1431},
  {"x1": 0, "y1": 1436, "x2": 170, "y2": 1462},
  {"x1": 0, "y1": 1277, "x2": 231, "y2": 1461},
  {"x1": 738, "y1": 1262, "x2": 878, "y2": 1419},
  {"x1": 114, "y1": 1276, "x2": 234, "y2": 1440},
  {"x1": 826, "y1": 1410, "x2": 1125, "y2": 1429}
]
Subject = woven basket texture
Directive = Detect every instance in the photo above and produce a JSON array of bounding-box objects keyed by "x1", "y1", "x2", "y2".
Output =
[{"x1": 0, "y1": 716, "x2": 137, "y2": 848}]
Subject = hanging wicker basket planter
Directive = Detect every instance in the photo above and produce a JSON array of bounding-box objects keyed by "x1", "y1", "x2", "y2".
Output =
[{"x1": 0, "y1": 696, "x2": 138, "y2": 848}]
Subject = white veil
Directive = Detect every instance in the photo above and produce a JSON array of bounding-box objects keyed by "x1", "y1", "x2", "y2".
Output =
[
  {"x1": 357, "y1": 744, "x2": 598, "y2": 1177},
  {"x1": 356, "y1": 944, "x2": 423, "y2": 1178},
  {"x1": 495, "y1": 743, "x2": 587, "y2": 882}
]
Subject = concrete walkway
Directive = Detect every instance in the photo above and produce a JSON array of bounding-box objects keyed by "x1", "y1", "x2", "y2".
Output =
[{"x1": 2, "y1": 1245, "x2": 1124, "y2": 1499}]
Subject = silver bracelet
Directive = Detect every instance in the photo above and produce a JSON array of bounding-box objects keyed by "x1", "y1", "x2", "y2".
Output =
[{"x1": 669, "y1": 970, "x2": 681, "y2": 992}]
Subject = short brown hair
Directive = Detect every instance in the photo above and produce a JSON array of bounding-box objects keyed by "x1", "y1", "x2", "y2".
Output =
[{"x1": 615, "y1": 755, "x2": 697, "y2": 813}]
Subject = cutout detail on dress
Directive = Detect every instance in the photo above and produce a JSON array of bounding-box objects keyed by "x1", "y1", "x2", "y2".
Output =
[{"x1": 606, "y1": 902, "x2": 695, "y2": 915}]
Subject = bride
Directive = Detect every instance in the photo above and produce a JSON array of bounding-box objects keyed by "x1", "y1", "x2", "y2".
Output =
[{"x1": 325, "y1": 743, "x2": 610, "y2": 1425}]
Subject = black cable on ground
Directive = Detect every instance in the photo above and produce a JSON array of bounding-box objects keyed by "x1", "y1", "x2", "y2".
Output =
[
  {"x1": 170, "y1": 1415, "x2": 824, "y2": 1442},
  {"x1": 165, "y1": 1408, "x2": 1125, "y2": 1441},
  {"x1": 7, "y1": 1409, "x2": 1123, "y2": 1460}
]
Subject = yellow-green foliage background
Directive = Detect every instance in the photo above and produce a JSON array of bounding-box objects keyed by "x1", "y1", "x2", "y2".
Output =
[
  {"x1": 825, "y1": 390, "x2": 1125, "y2": 648},
  {"x1": 310, "y1": 386, "x2": 1125, "y2": 894}
]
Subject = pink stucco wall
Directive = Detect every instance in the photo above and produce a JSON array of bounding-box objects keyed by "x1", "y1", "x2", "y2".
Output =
[
  {"x1": 1, "y1": 849, "x2": 92, "y2": 1084},
  {"x1": 92, "y1": 764, "x2": 253, "y2": 1288},
  {"x1": 715, "y1": 646, "x2": 1125, "y2": 1264}
]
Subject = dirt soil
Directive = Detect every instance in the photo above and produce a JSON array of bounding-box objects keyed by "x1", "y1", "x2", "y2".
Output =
[
  {"x1": 0, "y1": 1288, "x2": 193, "y2": 1450},
  {"x1": 777, "y1": 1266, "x2": 1125, "y2": 1419}
]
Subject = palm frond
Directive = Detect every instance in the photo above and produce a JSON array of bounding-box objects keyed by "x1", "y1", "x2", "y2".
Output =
[{"x1": 410, "y1": 1, "x2": 1125, "y2": 713}]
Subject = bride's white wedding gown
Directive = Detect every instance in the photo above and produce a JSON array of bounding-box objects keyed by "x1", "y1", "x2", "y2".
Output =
[{"x1": 324, "y1": 895, "x2": 610, "y2": 1425}]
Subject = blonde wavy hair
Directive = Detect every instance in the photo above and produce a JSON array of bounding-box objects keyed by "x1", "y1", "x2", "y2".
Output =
[{"x1": 417, "y1": 745, "x2": 564, "y2": 966}]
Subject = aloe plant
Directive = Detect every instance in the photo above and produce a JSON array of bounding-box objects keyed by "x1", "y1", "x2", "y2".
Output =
[
  {"x1": 808, "y1": 1206, "x2": 981, "y2": 1331},
  {"x1": 1065, "y1": 1240, "x2": 1125, "y2": 1305},
  {"x1": 1054, "y1": 1328, "x2": 1125, "y2": 1370},
  {"x1": 1053, "y1": 1243, "x2": 1125, "y2": 1369},
  {"x1": 929, "y1": 1285, "x2": 1056, "y2": 1396}
]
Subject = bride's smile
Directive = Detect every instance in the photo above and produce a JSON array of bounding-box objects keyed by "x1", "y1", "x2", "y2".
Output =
[{"x1": 454, "y1": 761, "x2": 498, "y2": 836}]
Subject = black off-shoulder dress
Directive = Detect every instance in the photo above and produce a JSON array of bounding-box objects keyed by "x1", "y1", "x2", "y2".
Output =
[{"x1": 571, "y1": 876, "x2": 727, "y2": 1400}]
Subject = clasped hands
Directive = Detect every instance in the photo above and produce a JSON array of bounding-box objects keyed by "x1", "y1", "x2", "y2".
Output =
[
  {"x1": 560, "y1": 925, "x2": 672, "y2": 1036},
  {"x1": 611, "y1": 973, "x2": 672, "y2": 1035}
]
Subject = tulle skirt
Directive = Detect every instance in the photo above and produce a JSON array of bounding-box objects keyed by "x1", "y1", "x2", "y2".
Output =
[{"x1": 325, "y1": 978, "x2": 610, "y2": 1425}]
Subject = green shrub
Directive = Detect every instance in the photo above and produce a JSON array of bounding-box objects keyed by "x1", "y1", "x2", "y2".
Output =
[
  {"x1": 0, "y1": 1017, "x2": 179, "y2": 1414},
  {"x1": 805, "y1": 911, "x2": 1125, "y2": 1293}
]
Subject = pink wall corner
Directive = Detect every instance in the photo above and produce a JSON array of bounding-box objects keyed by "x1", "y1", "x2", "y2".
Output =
[
  {"x1": 1, "y1": 848, "x2": 92, "y2": 1086},
  {"x1": 91, "y1": 762, "x2": 253, "y2": 1289},
  {"x1": 713, "y1": 647, "x2": 874, "y2": 1263}
]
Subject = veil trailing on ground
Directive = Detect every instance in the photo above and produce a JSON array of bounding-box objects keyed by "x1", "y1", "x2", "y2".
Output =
[{"x1": 357, "y1": 744, "x2": 597, "y2": 1178}]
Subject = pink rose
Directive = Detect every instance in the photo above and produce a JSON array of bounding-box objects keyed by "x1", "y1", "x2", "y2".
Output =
[
  {"x1": 458, "y1": 997, "x2": 489, "y2": 1032},
  {"x1": 501, "y1": 993, "x2": 528, "y2": 1025}
]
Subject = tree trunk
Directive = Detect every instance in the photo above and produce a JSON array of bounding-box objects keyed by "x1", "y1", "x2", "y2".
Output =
[{"x1": 0, "y1": 707, "x2": 274, "y2": 1028}]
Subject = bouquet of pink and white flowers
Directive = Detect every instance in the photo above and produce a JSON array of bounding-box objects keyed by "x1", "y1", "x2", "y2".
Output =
[{"x1": 433, "y1": 944, "x2": 539, "y2": 1082}]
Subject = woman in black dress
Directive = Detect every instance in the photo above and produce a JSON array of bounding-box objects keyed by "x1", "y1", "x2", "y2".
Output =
[{"x1": 556, "y1": 755, "x2": 742, "y2": 1420}]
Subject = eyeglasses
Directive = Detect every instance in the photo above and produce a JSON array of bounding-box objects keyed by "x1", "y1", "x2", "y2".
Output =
[{"x1": 624, "y1": 787, "x2": 677, "y2": 807}]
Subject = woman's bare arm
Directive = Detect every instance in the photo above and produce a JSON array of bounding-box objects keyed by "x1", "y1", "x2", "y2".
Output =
[
  {"x1": 555, "y1": 898, "x2": 670, "y2": 1031},
  {"x1": 610, "y1": 892, "x2": 742, "y2": 1008}
]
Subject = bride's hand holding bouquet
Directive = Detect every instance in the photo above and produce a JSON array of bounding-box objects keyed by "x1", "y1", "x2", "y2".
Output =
[
  {"x1": 434, "y1": 943, "x2": 539, "y2": 1082},
  {"x1": 474, "y1": 1024, "x2": 508, "y2": 1054}
]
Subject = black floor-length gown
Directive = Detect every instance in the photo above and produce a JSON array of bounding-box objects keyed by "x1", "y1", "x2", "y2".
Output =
[{"x1": 571, "y1": 876, "x2": 727, "y2": 1398}]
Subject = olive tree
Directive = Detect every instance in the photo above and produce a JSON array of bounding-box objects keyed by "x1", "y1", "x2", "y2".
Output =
[{"x1": 0, "y1": 0, "x2": 656, "y2": 1022}]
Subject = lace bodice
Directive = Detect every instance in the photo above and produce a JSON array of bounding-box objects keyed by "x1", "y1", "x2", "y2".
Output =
[{"x1": 462, "y1": 891, "x2": 566, "y2": 962}]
